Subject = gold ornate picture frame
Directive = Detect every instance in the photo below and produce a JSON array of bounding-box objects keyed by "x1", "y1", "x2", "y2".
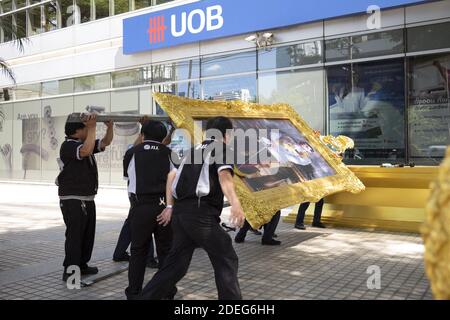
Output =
[{"x1": 154, "y1": 93, "x2": 365, "y2": 229}]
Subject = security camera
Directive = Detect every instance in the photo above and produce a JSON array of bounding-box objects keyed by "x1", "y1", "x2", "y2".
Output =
[{"x1": 245, "y1": 34, "x2": 257, "y2": 42}]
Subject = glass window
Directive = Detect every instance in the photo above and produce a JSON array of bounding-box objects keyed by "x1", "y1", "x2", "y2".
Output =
[
  {"x1": 43, "y1": 1, "x2": 58, "y2": 32},
  {"x1": 112, "y1": 69, "x2": 145, "y2": 88},
  {"x1": 408, "y1": 53, "x2": 450, "y2": 165},
  {"x1": 0, "y1": 15, "x2": 14, "y2": 43},
  {"x1": 75, "y1": 0, "x2": 92, "y2": 24},
  {"x1": 352, "y1": 29, "x2": 404, "y2": 59},
  {"x1": 74, "y1": 73, "x2": 111, "y2": 92},
  {"x1": 327, "y1": 59, "x2": 406, "y2": 165},
  {"x1": 15, "y1": 0, "x2": 27, "y2": 9},
  {"x1": 74, "y1": 92, "x2": 111, "y2": 182},
  {"x1": 41, "y1": 96, "x2": 74, "y2": 181},
  {"x1": 152, "y1": 59, "x2": 199, "y2": 83},
  {"x1": 258, "y1": 41, "x2": 323, "y2": 70},
  {"x1": 134, "y1": 0, "x2": 150, "y2": 10},
  {"x1": 407, "y1": 22, "x2": 450, "y2": 53},
  {"x1": 114, "y1": 0, "x2": 129, "y2": 15},
  {"x1": 325, "y1": 37, "x2": 351, "y2": 62},
  {"x1": 94, "y1": 0, "x2": 109, "y2": 20},
  {"x1": 155, "y1": 0, "x2": 171, "y2": 4},
  {"x1": 1, "y1": 0, "x2": 13, "y2": 13},
  {"x1": 201, "y1": 51, "x2": 256, "y2": 77},
  {"x1": 0, "y1": 103, "x2": 13, "y2": 179},
  {"x1": 111, "y1": 89, "x2": 138, "y2": 112},
  {"x1": 42, "y1": 79, "x2": 74, "y2": 96},
  {"x1": 259, "y1": 69, "x2": 325, "y2": 131},
  {"x1": 12, "y1": 83, "x2": 41, "y2": 100},
  {"x1": 110, "y1": 89, "x2": 140, "y2": 183},
  {"x1": 14, "y1": 10, "x2": 26, "y2": 39},
  {"x1": 28, "y1": 5, "x2": 43, "y2": 35},
  {"x1": 153, "y1": 81, "x2": 200, "y2": 115},
  {"x1": 202, "y1": 75, "x2": 257, "y2": 102},
  {"x1": 12, "y1": 100, "x2": 42, "y2": 180},
  {"x1": 139, "y1": 87, "x2": 152, "y2": 114}
]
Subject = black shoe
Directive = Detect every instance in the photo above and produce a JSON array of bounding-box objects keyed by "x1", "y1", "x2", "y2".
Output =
[
  {"x1": 295, "y1": 223, "x2": 306, "y2": 230},
  {"x1": 273, "y1": 233, "x2": 278, "y2": 238},
  {"x1": 250, "y1": 229, "x2": 262, "y2": 236},
  {"x1": 80, "y1": 266, "x2": 99, "y2": 275},
  {"x1": 312, "y1": 222, "x2": 326, "y2": 229},
  {"x1": 113, "y1": 252, "x2": 130, "y2": 262},
  {"x1": 262, "y1": 239, "x2": 281, "y2": 246},
  {"x1": 234, "y1": 234, "x2": 246, "y2": 243},
  {"x1": 146, "y1": 259, "x2": 159, "y2": 269}
]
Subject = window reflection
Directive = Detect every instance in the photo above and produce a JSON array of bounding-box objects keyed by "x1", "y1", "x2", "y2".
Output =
[
  {"x1": 259, "y1": 69, "x2": 325, "y2": 131},
  {"x1": 202, "y1": 75, "x2": 257, "y2": 102},
  {"x1": 202, "y1": 51, "x2": 256, "y2": 77},
  {"x1": 327, "y1": 60, "x2": 406, "y2": 164},
  {"x1": 259, "y1": 41, "x2": 322, "y2": 70}
]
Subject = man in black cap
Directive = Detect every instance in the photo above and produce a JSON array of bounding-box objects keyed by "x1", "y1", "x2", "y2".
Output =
[
  {"x1": 140, "y1": 116, "x2": 245, "y2": 300},
  {"x1": 124, "y1": 120, "x2": 178, "y2": 300},
  {"x1": 57, "y1": 114, "x2": 114, "y2": 281}
]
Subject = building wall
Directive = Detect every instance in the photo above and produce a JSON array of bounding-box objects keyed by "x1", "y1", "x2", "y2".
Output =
[{"x1": 0, "y1": 0, "x2": 449, "y2": 184}]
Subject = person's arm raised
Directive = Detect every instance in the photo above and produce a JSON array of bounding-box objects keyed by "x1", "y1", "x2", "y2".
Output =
[{"x1": 79, "y1": 115, "x2": 97, "y2": 158}]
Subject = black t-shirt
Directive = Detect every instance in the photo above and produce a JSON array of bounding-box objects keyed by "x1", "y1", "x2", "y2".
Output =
[
  {"x1": 123, "y1": 140, "x2": 178, "y2": 197},
  {"x1": 57, "y1": 138, "x2": 104, "y2": 197},
  {"x1": 172, "y1": 140, "x2": 234, "y2": 214}
]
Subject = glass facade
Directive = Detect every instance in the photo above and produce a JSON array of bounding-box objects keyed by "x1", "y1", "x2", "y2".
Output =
[
  {"x1": 0, "y1": 0, "x2": 177, "y2": 41},
  {"x1": 1, "y1": 21, "x2": 450, "y2": 183}
]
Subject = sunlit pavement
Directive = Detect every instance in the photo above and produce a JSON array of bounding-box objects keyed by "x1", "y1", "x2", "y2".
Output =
[{"x1": 0, "y1": 182, "x2": 433, "y2": 300}]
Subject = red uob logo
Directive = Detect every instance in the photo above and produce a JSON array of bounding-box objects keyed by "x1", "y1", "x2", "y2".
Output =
[{"x1": 148, "y1": 16, "x2": 167, "y2": 44}]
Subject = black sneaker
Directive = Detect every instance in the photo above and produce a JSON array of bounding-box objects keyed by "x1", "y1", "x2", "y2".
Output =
[
  {"x1": 295, "y1": 224, "x2": 306, "y2": 230},
  {"x1": 113, "y1": 252, "x2": 130, "y2": 262},
  {"x1": 146, "y1": 259, "x2": 159, "y2": 269},
  {"x1": 312, "y1": 222, "x2": 326, "y2": 229},
  {"x1": 80, "y1": 266, "x2": 99, "y2": 275},
  {"x1": 234, "y1": 234, "x2": 246, "y2": 243},
  {"x1": 261, "y1": 239, "x2": 281, "y2": 246}
]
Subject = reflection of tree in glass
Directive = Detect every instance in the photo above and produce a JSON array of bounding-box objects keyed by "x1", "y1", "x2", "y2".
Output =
[{"x1": 95, "y1": 0, "x2": 110, "y2": 20}]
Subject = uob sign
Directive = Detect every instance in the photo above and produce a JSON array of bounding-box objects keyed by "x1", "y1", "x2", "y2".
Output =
[{"x1": 123, "y1": 0, "x2": 431, "y2": 55}]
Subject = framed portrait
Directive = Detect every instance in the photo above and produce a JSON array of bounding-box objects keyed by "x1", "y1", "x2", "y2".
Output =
[{"x1": 154, "y1": 93, "x2": 365, "y2": 229}]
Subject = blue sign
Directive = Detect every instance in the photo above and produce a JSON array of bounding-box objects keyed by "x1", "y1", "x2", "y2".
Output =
[{"x1": 123, "y1": 0, "x2": 431, "y2": 54}]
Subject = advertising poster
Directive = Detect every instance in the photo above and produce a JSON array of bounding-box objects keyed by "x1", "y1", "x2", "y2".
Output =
[
  {"x1": 408, "y1": 54, "x2": 450, "y2": 161},
  {"x1": 328, "y1": 59, "x2": 405, "y2": 160}
]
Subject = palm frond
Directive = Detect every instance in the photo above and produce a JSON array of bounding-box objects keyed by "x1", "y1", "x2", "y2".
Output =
[
  {"x1": 0, "y1": 58, "x2": 16, "y2": 83},
  {"x1": 0, "y1": 19, "x2": 28, "y2": 53}
]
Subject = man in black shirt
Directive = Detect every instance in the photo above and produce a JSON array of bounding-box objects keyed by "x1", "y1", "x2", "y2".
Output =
[
  {"x1": 57, "y1": 114, "x2": 114, "y2": 281},
  {"x1": 123, "y1": 120, "x2": 178, "y2": 300},
  {"x1": 140, "y1": 116, "x2": 245, "y2": 300}
]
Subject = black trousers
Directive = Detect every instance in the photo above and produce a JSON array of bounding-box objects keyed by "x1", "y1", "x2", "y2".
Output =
[
  {"x1": 295, "y1": 199, "x2": 324, "y2": 225},
  {"x1": 237, "y1": 211, "x2": 281, "y2": 241},
  {"x1": 113, "y1": 213, "x2": 156, "y2": 262},
  {"x1": 60, "y1": 199, "x2": 96, "y2": 269},
  {"x1": 140, "y1": 208, "x2": 242, "y2": 300},
  {"x1": 126, "y1": 197, "x2": 172, "y2": 297}
]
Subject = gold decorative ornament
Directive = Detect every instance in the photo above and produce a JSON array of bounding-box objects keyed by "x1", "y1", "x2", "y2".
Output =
[
  {"x1": 422, "y1": 147, "x2": 450, "y2": 300},
  {"x1": 154, "y1": 93, "x2": 365, "y2": 229}
]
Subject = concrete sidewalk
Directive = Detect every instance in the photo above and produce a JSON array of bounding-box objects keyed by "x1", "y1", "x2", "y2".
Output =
[{"x1": 0, "y1": 182, "x2": 433, "y2": 300}]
